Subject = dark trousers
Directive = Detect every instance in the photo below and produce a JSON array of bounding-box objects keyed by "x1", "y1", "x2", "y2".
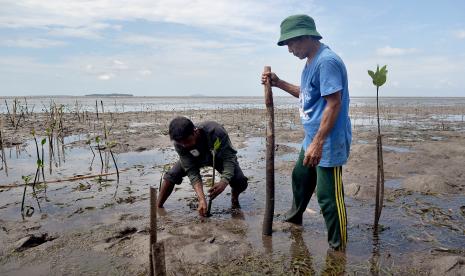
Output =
[{"x1": 284, "y1": 149, "x2": 348, "y2": 250}]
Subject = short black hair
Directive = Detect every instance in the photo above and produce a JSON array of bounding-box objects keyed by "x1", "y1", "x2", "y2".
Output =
[{"x1": 168, "y1": 116, "x2": 195, "y2": 141}]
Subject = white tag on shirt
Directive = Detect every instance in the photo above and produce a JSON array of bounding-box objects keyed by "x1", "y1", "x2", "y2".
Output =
[{"x1": 190, "y1": 149, "x2": 200, "y2": 157}]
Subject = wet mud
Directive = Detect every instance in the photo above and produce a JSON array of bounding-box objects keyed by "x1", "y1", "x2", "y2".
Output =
[{"x1": 1, "y1": 102, "x2": 465, "y2": 275}]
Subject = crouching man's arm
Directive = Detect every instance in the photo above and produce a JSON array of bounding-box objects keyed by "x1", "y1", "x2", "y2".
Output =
[
  {"x1": 193, "y1": 180, "x2": 208, "y2": 217},
  {"x1": 179, "y1": 153, "x2": 208, "y2": 217}
]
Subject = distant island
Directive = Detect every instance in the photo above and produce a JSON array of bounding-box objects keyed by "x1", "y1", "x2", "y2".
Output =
[{"x1": 85, "y1": 93, "x2": 133, "y2": 97}]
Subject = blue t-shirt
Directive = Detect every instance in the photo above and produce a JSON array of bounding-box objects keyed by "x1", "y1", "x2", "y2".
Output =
[{"x1": 300, "y1": 43, "x2": 352, "y2": 167}]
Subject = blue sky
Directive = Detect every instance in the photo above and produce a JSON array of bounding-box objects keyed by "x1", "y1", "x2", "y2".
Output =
[{"x1": 1, "y1": 0, "x2": 464, "y2": 97}]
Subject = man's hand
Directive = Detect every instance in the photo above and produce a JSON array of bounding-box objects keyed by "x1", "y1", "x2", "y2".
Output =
[
  {"x1": 197, "y1": 197, "x2": 208, "y2": 217},
  {"x1": 261, "y1": 72, "x2": 280, "y2": 87},
  {"x1": 303, "y1": 139, "x2": 324, "y2": 167},
  {"x1": 208, "y1": 180, "x2": 228, "y2": 200}
]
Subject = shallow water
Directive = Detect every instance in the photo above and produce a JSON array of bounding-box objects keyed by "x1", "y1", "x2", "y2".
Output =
[
  {"x1": 2, "y1": 96, "x2": 465, "y2": 114},
  {"x1": 1, "y1": 135, "x2": 464, "y2": 273},
  {"x1": 0, "y1": 134, "x2": 178, "y2": 187}
]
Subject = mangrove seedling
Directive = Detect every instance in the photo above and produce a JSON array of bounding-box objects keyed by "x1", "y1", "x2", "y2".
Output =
[
  {"x1": 31, "y1": 130, "x2": 46, "y2": 189},
  {"x1": 86, "y1": 138, "x2": 96, "y2": 170},
  {"x1": 95, "y1": 136, "x2": 104, "y2": 175},
  {"x1": 20, "y1": 175, "x2": 31, "y2": 214},
  {"x1": 207, "y1": 137, "x2": 221, "y2": 217},
  {"x1": 107, "y1": 140, "x2": 119, "y2": 182},
  {"x1": 368, "y1": 65, "x2": 388, "y2": 230}
]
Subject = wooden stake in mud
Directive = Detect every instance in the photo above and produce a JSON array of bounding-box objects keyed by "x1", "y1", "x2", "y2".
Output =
[
  {"x1": 262, "y1": 66, "x2": 275, "y2": 236},
  {"x1": 152, "y1": 243, "x2": 166, "y2": 276},
  {"x1": 150, "y1": 187, "x2": 166, "y2": 276},
  {"x1": 150, "y1": 187, "x2": 157, "y2": 276},
  {"x1": 0, "y1": 121, "x2": 8, "y2": 176},
  {"x1": 95, "y1": 100, "x2": 99, "y2": 121}
]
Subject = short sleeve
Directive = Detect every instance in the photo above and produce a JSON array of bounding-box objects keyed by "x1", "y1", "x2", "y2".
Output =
[{"x1": 319, "y1": 58, "x2": 343, "y2": 96}]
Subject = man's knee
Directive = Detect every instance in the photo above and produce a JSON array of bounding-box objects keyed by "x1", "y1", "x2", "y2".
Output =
[
  {"x1": 163, "y1": 162, "x2": 186, "y2": 185},
  {"x1": 231, "y1": 176, "x2": 248, "y2": 193}
]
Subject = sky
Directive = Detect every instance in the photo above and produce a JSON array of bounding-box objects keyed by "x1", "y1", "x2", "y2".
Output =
[{"x1": 1, "y1": 0, "x2": 464, "y2": 97}]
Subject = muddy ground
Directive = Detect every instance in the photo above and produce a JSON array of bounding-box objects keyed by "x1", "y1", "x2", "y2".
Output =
[{"x1": 0, "y1": 106, "x2": 464, "y2": 275}]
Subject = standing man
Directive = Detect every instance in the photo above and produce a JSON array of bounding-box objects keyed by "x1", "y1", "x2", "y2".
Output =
[
  {"x1": 157, "y1": 116, "x2": 248, "y2": 217},
  {"x1": 262, "y1": 14, "x2": 351, "y2": 251}
]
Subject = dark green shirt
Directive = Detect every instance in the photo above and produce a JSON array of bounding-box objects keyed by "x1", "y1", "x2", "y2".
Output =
[{"x1": 174, "y1": 121, "x2": 237, "y2": 186}]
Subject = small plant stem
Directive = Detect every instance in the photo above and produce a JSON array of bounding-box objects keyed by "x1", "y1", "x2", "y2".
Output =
[
  {"x1": 109, "y1": 148, "x2": 119, "y2": 181},
  {"x1": 97, "y1": 145, "x2": 104, "y2": 175},
  {"x1": 20, "y1": 181, "x2": 28, "y2": 213}
]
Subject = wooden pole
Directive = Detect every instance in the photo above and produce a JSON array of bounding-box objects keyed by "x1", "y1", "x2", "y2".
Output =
[
  {"x1": 150, "y1": 187, "x2": 157, "y2": 276},
  {"x1": 150, "y1": 186, "x2": 166, "y2": 275},
  {"x1": 152, "y1": 243, "x2": 166, "y2": 276},
  {"x1": 374, "y1": 85, "x2": 385, "y2": 230},
  {"x1": 262, "y1": 66, "x2": 275, "y2": 236}
]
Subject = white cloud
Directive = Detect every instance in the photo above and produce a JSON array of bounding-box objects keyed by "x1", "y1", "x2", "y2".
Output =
[
  {"x1": 98, "y1": 73, "x2": 114, "y2": 80},
  {"x1": 139, "y1": 69, "x2": 152, "y2": 76},
  {"x1": 112, "y1": 59, "x2": 128, "y2": 70},
  {"x1": 455, "y1": 30, "x2": 465, "y2": 39},
  {"x1": 118, "y1": 34, "x2": 254, "y2": 52},
  {"x1": 0, "y1": 0, "x2": 318, "y2": 37},
  {"x1": 1, "y1": 38, "x2": 66, "y2": 48},
  {"x1": 47, "y1": 23, "x2": 122, "y2": 39},
  {"x1": 376, "y1": 46, "x2": 418, "y2": 57}
]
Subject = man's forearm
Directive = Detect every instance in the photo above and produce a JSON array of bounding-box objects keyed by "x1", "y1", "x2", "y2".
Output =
[
  {"x1": 276, "y1": 79, "x2": 300, "y2": 98},
  {"x1": 193, "y1": 181, "x2": 206, "y2": 201},
  {"x1": 313, "y1": 93, "x2": 342, "y2": 145}
]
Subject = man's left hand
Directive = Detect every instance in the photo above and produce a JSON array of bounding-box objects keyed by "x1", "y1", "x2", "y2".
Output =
[
  {"x1": 303, "y1": 140, "x2": 323, "y2": 167},
  {"x1": 208, "y1": 180, "x2": 228, "y2": 200}
]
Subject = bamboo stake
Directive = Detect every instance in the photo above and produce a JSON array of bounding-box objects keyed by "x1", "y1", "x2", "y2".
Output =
[{"x1": 262, "y1": 66, "x2": 275, "y2": 236}]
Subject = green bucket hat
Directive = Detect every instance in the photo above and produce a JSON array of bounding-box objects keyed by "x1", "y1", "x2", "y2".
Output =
[{"x1": 277, "y1": 14, "x2": 322, "y2": 46}]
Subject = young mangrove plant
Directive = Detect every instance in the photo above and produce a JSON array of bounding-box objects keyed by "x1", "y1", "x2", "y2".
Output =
[
  {"x1": 86, "y1": 138, "x2": 96, "y2": 170},
  {"x1": 207, "y1": 137, "x2": 221, "y2": 217},
  {"x1": 45, "y1": 127, "x2": 55, "y2": 174},
  {"x1": 95, "y1": 136, "x2": 104, "y2": 175},
  {"x1": 368, "y1": 65, "x2": 388, "y2": 230},
  {"x1": 20, "y1": 175, "x2": 35, "y2": 218},
  {"x1": 107, "y1": 140, "x2": 119, "y2": 182},
  {"x1": 31, "y1": 129, "x2": 47, "y2": 197}
]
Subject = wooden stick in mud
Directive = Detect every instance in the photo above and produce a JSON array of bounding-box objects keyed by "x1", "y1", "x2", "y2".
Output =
[
  {"x1": 0, "y1": 124, "x2": 8, "y2": 176},
  {"x1": 95, "y1": 100, "x2": 99, "y2": 121},
  {"x1": 149, "y1": 187, "x2": 167, "y2": 275},
  {"x1": 150, "y1": 186, "x2": 157, "y2": 276},
  {"x1": 152, "y1": 243, "x2": 166, "y2": 276},
  {"x1": 374, "y1": 85, "x2": 385, "y2": 229},
  {"x1": 262, "y1": 66, "x2": 275, "y2": 236},
  {"x1": 374, "y1": 134, "x2": 385, "y2": 228},
  {"x1": 0, "y1": 169, "x2": 130, "y2": 189}
]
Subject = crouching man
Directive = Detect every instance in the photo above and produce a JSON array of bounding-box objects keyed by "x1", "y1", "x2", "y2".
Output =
[{"x1": 157, "y1": 116, "x2": 248, "y2": 217}]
